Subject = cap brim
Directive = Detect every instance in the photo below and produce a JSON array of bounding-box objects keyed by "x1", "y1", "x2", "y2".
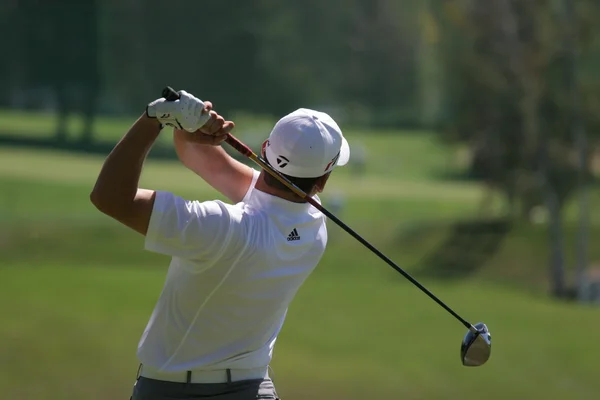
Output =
[{"x1": 337, "y1": 137, "x2": 350, "y2": 167}]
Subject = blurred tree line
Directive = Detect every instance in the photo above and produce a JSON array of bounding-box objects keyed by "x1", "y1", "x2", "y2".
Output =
[{"x1": 0, "y1": 0, "x2": 424, "y2": 131}]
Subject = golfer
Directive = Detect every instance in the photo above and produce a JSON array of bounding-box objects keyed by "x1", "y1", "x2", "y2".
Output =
[{"x1": 90, "y1": 89, "x2": 350, "y2": 399}]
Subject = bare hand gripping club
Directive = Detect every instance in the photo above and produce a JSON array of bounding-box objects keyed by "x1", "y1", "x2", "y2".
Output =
[{"x1": 161, "y1": 86, "x2": 492, "y2": 366}]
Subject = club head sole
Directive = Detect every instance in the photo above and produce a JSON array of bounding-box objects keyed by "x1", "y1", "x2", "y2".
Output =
[{"x1": 461, "y1": 322, "x2": 491, "y2": 367}]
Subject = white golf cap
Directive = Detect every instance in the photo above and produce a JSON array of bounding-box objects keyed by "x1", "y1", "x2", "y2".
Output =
[{"x1": 264, "y1": 108, "x2": 350, "y2": 178}]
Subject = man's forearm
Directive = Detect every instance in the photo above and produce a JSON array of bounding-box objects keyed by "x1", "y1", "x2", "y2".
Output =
[
  {"x1": 175, "y1": 134, "x2": 231, "y2": 176},
  {"x1": 91, "y1": 114, "x2": 161, "y2": 214}
]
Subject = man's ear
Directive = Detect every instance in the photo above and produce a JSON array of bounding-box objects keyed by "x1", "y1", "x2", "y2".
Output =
[
  {"x1": 261, "y1": 139, "x2": 269, "y2": 158},
  {"x1": 314, "y1": 173, "x2": 331, "y2": 194}
]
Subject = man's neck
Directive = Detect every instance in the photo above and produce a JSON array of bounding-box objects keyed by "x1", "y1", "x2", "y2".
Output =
[{"x1": 254, "y1": 173, "x2": 309, "y2": 203}]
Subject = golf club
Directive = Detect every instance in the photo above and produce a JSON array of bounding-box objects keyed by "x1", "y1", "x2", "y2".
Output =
[{"x1": 161, "y1": 86, "x2": 492, "y2": 367}]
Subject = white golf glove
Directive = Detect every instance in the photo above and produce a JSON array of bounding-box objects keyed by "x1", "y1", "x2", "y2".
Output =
[{"x1": 146, "y1": 90, "x2": 211, "y2": 132}]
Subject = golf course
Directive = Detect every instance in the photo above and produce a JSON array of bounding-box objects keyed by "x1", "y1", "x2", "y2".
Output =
[{"x1": 1, "y1": 111, "x2": 600, "y2": 400}]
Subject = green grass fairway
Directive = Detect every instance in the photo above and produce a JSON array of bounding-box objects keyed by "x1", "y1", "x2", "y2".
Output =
[
  {"x1": 2, "y1": 263, "x2": 600, "y2": 400},
  {"x1": 2, "y1": 114, "x2": 600, "y2": 399}
]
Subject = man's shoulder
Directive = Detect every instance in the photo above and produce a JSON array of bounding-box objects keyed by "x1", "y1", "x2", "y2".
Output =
[
  {"x1": 157, "y1": 193, "x2": 247, "y2": 225},
  {"x1": 200, "y1": 198, "x2": 247, "y2": 220}
]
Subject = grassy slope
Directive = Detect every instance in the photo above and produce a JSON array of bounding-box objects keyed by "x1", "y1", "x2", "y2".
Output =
[{"x1": 2, "y1": 111, "x2": 600, "y2": 399}]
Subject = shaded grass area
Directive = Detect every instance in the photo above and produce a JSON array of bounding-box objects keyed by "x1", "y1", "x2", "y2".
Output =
[
  {"x1": 0, "y1": 109, "x2": 276, "y2": 144},
  {"x1": 0, "y1": 108, "x2": 459, "y2": 181}
]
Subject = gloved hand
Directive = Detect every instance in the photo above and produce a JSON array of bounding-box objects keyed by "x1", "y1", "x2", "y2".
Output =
[
  {"x1": 146, "y1": 90, "x2": 210, "y2": 132},
  {"x1": 174, "y1": 100, "x2": 235, "y2": 146}
]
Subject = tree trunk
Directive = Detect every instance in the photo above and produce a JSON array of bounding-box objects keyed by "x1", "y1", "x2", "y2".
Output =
[
  {"x1": 562, "y1": 0, "x2": 590, "y2": 299},
  {"x1": 546, "y1": 185, "x2": 567, "y2": 298},
  {"x1": 539, "y1": 137, "x2": 567, "y2": 298}
]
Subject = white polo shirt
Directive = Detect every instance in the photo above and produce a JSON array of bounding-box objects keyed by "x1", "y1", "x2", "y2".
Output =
[{"x1": 137, "y1": 169, "x2": 327, "y2": 372}]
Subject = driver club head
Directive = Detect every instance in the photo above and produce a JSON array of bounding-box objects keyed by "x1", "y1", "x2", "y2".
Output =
[{"x1": 461, "y1": 322, "x2": 491, "y2": 367}]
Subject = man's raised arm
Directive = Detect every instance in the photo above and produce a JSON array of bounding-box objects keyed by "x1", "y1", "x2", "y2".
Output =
[{"x1": 90, "y1": 90, "x2": 233, "y2": 235}]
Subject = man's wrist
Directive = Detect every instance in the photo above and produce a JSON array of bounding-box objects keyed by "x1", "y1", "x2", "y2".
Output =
[{"x1": 141, "y1": 113, "x2": 164, "y2": 131}]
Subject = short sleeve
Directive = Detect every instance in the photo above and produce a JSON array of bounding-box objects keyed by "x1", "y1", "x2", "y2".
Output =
[{"x1": 144, "y1": 191, "x2": 235, "y2": 260}]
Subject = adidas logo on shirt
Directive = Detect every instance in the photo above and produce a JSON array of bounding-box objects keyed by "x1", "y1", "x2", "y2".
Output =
[{"x1": 287, "y1": 228, "x2": 301, "y2": 241}]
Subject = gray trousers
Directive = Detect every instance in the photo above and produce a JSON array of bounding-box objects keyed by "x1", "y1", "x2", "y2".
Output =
[{"x1": 130, "y1": 376, "x2": 280, "y2": 400}]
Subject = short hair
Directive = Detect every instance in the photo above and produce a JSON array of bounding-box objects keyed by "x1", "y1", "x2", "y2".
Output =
[{"x1": 262, "y1": 159, "x2": 323, "y2": 194}]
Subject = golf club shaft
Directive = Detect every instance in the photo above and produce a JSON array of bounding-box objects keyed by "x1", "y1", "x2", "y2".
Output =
[{"x1": 161, "y1": 86, "x2": 476, "y2": 332}]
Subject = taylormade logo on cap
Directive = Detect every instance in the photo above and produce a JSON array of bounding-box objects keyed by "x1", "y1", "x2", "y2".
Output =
[{"x1": 264, "y1": 108, "x2": 350, "y2": 178}]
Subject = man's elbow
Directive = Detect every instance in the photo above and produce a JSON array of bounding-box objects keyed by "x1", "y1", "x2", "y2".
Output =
[
  {"x1": 90, "y1": 189, "x2": 122, "y2": 218},
  {"x1": 90, "y1": 188, "x2": 153, "y2": 236},
  {"x1": 90, "y1": 189, "x2": 109, "y2": 214}
]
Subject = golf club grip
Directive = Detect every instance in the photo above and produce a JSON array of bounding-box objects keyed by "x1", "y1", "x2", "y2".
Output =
[
  {"x1": 162, "y1": 86, "x2": 180, "y2": 102},
  {"x1": 224, "y1": 134, "x2": 254, "y2": 157},
  {"x1": 161, "y1": 86, "x2": 253, "y2": 157}
]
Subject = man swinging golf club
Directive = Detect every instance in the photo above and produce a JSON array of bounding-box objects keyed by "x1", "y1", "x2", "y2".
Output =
[{"x1": 90, "y1": 89, "x2": 350, "y2": 400}]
